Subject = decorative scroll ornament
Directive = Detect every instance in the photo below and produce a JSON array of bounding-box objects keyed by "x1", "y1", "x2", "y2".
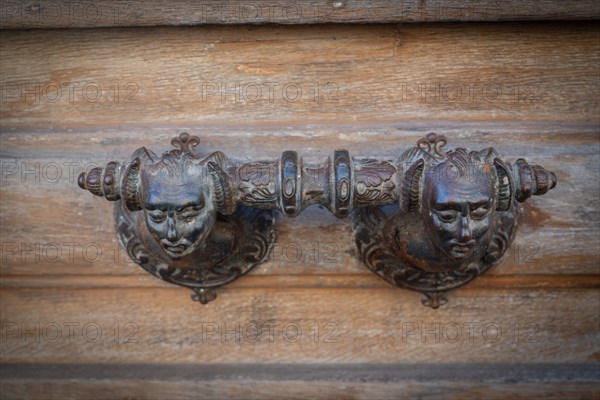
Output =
[{"x1": 354, "y1": 133, "x2": 556, "y2": 308}]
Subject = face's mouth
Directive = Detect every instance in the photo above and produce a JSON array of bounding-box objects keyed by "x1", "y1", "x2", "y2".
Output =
[
  {"x1": 161, "y1": 241, "x2": 190, "y2": 257},
  {"x1": 447, "y1": 240, "x2": 476, "y2": 259}
]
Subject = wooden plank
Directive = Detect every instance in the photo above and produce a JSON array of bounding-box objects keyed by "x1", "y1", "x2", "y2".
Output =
[
  {"x1": 1, "y1": 128, "x2": 598, "y2": 277},
  {"x1": 1, "y1": 364, "x2": 599, "y2": 400},
  {"x1": 1, "y1": 0, "x2": 599, "y2": 29},
  {"x1": 1, "y1": 287, "x2": 598, "y2": 364},
  {"x1": 1, "y1": 23, "x2": 598, "y2": 129}
]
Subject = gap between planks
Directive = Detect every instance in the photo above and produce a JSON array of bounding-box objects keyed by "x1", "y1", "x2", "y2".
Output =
[{"x1": 1, "y1": 274, "x2": 599, "y2": 289}]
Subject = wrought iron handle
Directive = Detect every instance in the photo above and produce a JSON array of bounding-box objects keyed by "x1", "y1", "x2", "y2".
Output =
[{"x1": 78, "y1": 133, "x2": 556, "y2": 307}]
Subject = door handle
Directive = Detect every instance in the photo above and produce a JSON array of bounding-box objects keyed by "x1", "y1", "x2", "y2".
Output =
[
  {"x1": 354, "y1": 133, "x2": 556, "y2": 308},
  {"x1": 78, "y1": 132, "x2": 556, "y2": 307}
]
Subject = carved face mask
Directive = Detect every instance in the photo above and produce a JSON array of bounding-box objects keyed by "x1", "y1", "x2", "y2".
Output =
[
  {"x1": 421, "y1": 158, "x2": 495, "y2": 266},
  {"x1": 141, "y1": 158, "x2": 216, "y2": 259}
]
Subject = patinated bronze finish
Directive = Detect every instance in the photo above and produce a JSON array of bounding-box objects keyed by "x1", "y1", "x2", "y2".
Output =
[
  {"x1": 78, "y1": 133, "x2": 275, "y2": 304},
  {"x1": 78, "y1": 132, "x2": 556, "y2": 307},
  {"x1": 354, "y1": 133, "x2": 556, "y2": 308}
]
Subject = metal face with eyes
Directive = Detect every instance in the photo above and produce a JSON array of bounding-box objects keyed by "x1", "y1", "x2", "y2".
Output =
[
  {"x1": 140, "y1": 146, "x2": 217, "y2": 260},
  {"x1": 353, "y1": 133, "x2": 557, "y2": 308},
  {"x1": 141, "y1": 172, "x2": 215, "y2": 260},
  {"x1": 77, "y1": 133, "x2": 275, "y2": 305},
  {"x1": 421, "y1": 156, "x2": 495, "y2": 267}
]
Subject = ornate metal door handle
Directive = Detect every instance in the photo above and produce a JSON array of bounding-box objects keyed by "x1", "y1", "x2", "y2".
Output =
[
  {"x1": 354, "y1": 133, "x2": 556, "y2": 308},
  {"x1": 78, "y1": 133, "x2": 556, "y2": 307},
  {"x1": 78, "y1": 133, "x2": 278, "y2": 304}
]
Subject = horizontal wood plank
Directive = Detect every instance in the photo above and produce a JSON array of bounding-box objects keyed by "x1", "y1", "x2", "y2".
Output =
[
  {"x1": 1, "y1": 287, "x2": 598, "y2": 365},
  {"x1": 1, "y1": 18, "x2": 598, "y2": 400},
  {"x1": 2, "y1": 364, "x2": 599, "y2": 400},
  {"x1": 1, "y1": 0, "x2": 599, "y2": 29},
  {"x1": 1, "y1": 23, "x2": 598, "y2": 129}
]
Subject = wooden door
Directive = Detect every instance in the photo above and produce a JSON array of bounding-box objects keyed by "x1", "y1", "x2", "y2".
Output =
[{"x1": 1, "y1": 2, "x2": 599, "y2": 399}]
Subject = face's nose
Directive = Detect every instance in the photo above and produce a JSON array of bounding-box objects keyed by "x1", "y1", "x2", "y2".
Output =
[
  {"x1": 458, "y1": 215, "x2": 473, "y2": 242},
  {"x1": 166, "y1": 215, "x2": 178, "y2": 242}
]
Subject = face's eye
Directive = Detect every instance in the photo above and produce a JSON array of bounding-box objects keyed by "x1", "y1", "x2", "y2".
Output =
[
  {"x1": 471, "y1": 205, "x2": 491, "y2": 220},
  {"x1": 178, "y1": 207, "x2": 201, "y2": 223},
  {"x1": 435, "y1": 210, "x2": 458, "y2": 223},
  {"x1": 147, "y1": 210, "x2": 166, "y2": 223}
]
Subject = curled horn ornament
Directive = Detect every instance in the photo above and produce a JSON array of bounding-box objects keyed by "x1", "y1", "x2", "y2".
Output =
[
  {"x1": 401, "y1": 158, "x2": 424, "y2": 213},
  {"x1": 493, "y1": 158, "x2": 513, "y2": 212},
  {"x1": 207, "y1": 160, "x2": 236, "y2": 215}
]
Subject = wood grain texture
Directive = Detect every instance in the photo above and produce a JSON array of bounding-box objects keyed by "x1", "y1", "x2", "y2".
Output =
[
  {"x1": 2, "y1": 364, "x2": 600, "y2": 400},
  {"x1": 1, "y1": 287, "x2": 599, "y2": 364},
  {"x1": 1, "y1": 0, "x2": 599, "y2": 29},
  {"x1": 1, "y1": 23, "x2": 599, "y2": 129}
]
